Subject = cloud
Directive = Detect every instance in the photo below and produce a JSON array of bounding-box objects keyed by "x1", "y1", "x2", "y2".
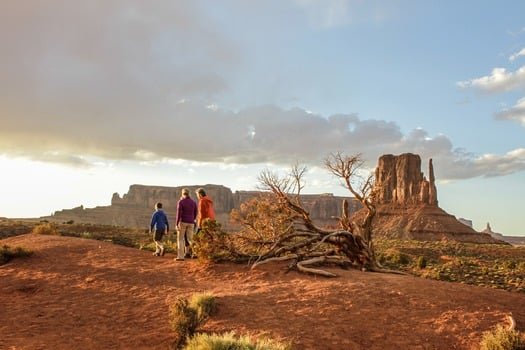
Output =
[
  {"x1": 495, "y1": 97, "x2": 525, "y2": 126},
  {"x1": 456, "y1": 66, "x2": 525, "y2": 93},
  {"x1": 1, "y1": 1, "x2": 524, "y2": 184},
  {"x1": 509, "y1": 48, "x2": 525, "y2": 62}
]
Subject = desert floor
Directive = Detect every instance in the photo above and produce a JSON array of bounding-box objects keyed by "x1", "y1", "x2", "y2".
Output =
[{"x1": 1, "y1": 234, "x2": 524, "y2": 350}]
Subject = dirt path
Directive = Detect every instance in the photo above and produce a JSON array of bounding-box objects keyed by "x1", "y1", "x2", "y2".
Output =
[{"x1": 1, "y1": 234, "x2": 524, "y2": 349}]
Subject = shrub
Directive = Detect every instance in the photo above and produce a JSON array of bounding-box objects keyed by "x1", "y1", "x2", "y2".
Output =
[
  {"x1": 192, "y1": 220, "x2": 233, "y2": 263},
  {"x1": 185, "y1": 331, "x2": 292, "y2": 350},
  {"x1": 31, "y1": 222, "x2": 58, "y2": 235},
  {"x1": 416, "y1": 256, "x2": 427, "y2": 269},
  {"x1": 479, "y1": 324, "x2": 525, "y2": 350},
  {"x1": 387, "y1": 252, "x2": 410, "y2": 265},
  {"x1": 170, "y1": 292, "x2": 217, "y2": 348},
  {"x1": 170, "y1": 298, "x2": 200, "y2": 348},
  {"x1": 189, "y1": 292, "x2": 217, "y2": 321},
  {"x1": 501, "y1": 260, "x2": 517, "y2": 270},
  {"x1": 0, "y1": 245, "x2": 32, "y2": 265}
]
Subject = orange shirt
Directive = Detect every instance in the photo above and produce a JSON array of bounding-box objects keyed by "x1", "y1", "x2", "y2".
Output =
[{"x1": 197, "y1": 196, "x2": 215, "y2": 227}]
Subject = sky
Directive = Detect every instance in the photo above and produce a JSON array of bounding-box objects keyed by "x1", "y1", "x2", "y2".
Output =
[{"x1": 1, "y1": 1, "x2": 524, "y2": 236}]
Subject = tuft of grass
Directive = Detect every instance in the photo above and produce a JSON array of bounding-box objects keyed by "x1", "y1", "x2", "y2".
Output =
[
  {"x1": 0, "y1": 245, "x2": 33, "y2": 265},
  {"x1": 170, "y1": 293, "x2": 218, "y2": 348},
  {"x1": 184, "y1": 331, "x2": 292, "y2": 350},
  {"x1": 189, "y1": 292, "x2": 217, "y2": 320},
  {"x1": 479, "y1": 324, "x2": 525, "y2": 350}
]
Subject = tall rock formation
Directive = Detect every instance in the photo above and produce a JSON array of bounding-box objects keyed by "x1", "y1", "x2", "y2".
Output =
[
  {"x1": 375, "y1": 153, "x2": 437, "y2": 206},
  {"x1": 360, "y1": 153, "x2": 502, "y2": 243}
]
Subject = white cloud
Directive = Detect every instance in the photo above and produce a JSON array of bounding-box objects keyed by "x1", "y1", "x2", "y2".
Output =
[
  {"x1": 457, "y1": 66, "x2": 525, "y2": 93},
  {"x1": 495, "y1": 97, "x2": 525, "y2": 126},
  {"x1": 509, "y1": 48, "x2": 525, "y2": 62}
]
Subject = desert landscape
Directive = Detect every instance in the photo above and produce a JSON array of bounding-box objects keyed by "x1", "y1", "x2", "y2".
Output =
[{"x1": 1, "y1": 229, "x2": 525, "y2": 350}]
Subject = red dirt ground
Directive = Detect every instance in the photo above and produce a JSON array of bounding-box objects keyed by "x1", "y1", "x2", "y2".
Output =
[{"x1": 1, "y1": 234, "x2": 524, "y2": 350}]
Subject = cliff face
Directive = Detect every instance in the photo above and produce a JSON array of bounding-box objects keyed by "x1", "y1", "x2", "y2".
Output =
[
  {"x1": 360, "y1": 153, "x2": 501, "y2": 243},
  {"x1": 47, "y1": 185, "x2": 357, "y2": 229},
  {"x1": 375, "y1": 153, "x2": 437, "y2": 206}
]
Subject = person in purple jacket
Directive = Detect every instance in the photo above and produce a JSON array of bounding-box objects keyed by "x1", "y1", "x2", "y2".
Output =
[{"x1": 175, "y1": 188, "x2": 197, "y2": 261}]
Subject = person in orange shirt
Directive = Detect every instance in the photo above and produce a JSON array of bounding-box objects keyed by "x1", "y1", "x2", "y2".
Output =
[{"x1": 195, "y1": 187, "x2": 215, "y2": 232}]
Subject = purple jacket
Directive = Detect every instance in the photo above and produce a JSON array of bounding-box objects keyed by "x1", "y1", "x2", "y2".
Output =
[{"x1": 176, "y1": 197, "x2": 197, "y2": 225}]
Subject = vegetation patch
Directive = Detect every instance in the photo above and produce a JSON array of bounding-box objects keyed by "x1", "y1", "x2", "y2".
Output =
[{"x1": 0, "y1": 244, "x2": 32, "y2": 265}]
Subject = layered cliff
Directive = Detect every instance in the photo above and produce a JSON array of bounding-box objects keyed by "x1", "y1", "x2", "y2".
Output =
[
  {"x1": 46, "y1": 185, "x2": 357, "y2": 229},
  {"x1": 355, "y1": 153, "x2": 502, "y2": 243}
]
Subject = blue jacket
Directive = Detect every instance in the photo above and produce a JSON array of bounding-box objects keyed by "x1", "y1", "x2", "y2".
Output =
[{"x1": 150, "y1": 209, "x2": 169, "y2": 231}]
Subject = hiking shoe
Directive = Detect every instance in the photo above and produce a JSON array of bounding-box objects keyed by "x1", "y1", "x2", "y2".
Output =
[
  {"x1": 153, "y1": 252, "x2": 160, "y2": 256},
  {"x1": 174, "y1": 258, "x2": 184, "y2": 261},
  {"x1": 184, "y1": 253, "x2": 191, "y2": 259}
]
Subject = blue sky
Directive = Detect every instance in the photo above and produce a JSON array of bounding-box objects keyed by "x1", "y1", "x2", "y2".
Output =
[{"x1": 1, "y1": 1, "x2": 524, "y2": 235}]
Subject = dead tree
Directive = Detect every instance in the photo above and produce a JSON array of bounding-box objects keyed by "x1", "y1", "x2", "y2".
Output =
[{"x1": 236, "y1": 152, "x2": 393, "y2": 277}]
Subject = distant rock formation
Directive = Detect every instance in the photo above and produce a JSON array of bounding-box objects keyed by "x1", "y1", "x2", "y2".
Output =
[
  {"x1": 354, "y1": 153, "x2": 503, "y2": 244},
  {"x1": 42, "y1": 153, "x2": 509, "y2": 244},
  {"x1": 375, "y1": 153, "x2": 437, "y2": 206},
  {"x1": 45, "y1": 184, "x2": 359, "y2": 230},
  {"x1": 482, "y1": 223, "x2": 525, "y2": 246}
]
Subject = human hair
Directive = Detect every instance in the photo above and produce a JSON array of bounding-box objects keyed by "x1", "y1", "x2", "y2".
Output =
[
  {"x1": 196, "y1": 188, "x2": 206, "y2": 196},
  {"x1": 155, "y1": 202, "x2": 163, "y2": 209},
  {"x1": 182, "y1": 188, "x2": 190, "y2": 197}
]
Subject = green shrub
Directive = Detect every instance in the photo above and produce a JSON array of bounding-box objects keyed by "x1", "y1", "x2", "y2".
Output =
[
  {"x1": 31, "y1": 222, "x2": 58, "y2": 235},
  {"x1": 0, "y1": 245, "x2": 32, "y2": 265},
  {"x1": 416, "y1": 256, "x2": 427, "y2": 269},
  {"x1": 192, "y1": 220, "x2": 233, "y2": 263},
  {"x1": 170, "y1": 298, "x2": 200, "y2": 348},
  {"x1": 388, "y1": 252, "x2": 410, "y2": 265},
  {"x1": 170, "y1": 293, "x2": 217, "y2": 348},
  {"x1": 501, "y1": 260, "x2": 517, "y2": 270},
  {"x1": 479, "y1": 324, "x2": 525, "y2": 350},
  {"x1": 184, "y1": 331, "x2": 292, "y2": 350},
  {"x1": 189, "y1": 292, "x2": 217, "y2": 320}
]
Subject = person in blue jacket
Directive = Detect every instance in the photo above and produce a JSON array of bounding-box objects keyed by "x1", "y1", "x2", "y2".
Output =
[{"x1": 149, "y1": 202, "x2": 169, "y2": 256}]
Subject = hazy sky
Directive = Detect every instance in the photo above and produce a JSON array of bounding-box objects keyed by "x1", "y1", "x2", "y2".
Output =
[{"x1": 1, "y1": 1, "x2": 524, "y2": 235}]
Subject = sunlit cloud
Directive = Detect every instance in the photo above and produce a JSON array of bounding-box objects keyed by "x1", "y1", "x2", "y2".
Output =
[
  {"x1": 457, "y1": 66, "x2": 525, "y2": 93},
  {"x1": 509, "y1": 48, "x2": 525, "y2": 62},
  {"x1": 495, "y1": 97, "x2": 525, "y2": 126}
]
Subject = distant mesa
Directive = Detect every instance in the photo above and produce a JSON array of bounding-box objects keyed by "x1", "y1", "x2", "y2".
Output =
[
  {"x1": 45, "y1": 184, "x2": 357, "y2": 231},
  {"x1": 42, "y1": 153, "x2": 507, "y2": 244}
]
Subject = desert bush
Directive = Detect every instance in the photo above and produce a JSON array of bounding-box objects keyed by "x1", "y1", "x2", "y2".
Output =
[
  {"x1": 189, "y1": 292, "x2": 217, "y2": 320},
  {"x1": 184, "y1": 331, "x2": 292, "y2": 350},
  {"x1": 416, "y1": 256, "x2": 427, "y2": 269},
  {"x1": 501, "y1": 260, "x2": 517, "y2": 270},
  {"x1": 385, "y1": 251, "x2": 410, "y2": 265},
  {"x1": 31, "y1": 222, "x2": 58, "y2": 235},
  {"x1": 0, "y1": 245, "x2": 32, "y2": 265},
  {"x1": 170, "y1": 298, "x2": 200, "y2": 348},
  {"x1": 479, "y1": 324, "x2": 525, "y2": 350},
  {"x1": 170, "y1": 293, "x2": 217, "y2": 348},
  {"x1": 192, "y1": 220, "x2": 235, "y2": 263}
]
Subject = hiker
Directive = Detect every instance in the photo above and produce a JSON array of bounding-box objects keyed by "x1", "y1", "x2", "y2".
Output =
[
  {"x1": 195, "y1": 187, "x2": 216, "y2": 233},
  {"x1": 175, "y1": 188, "x2": 197, "y2": 261},
  {"x1": 149, "y1": 202, "x2": 169, "y2": 256}
]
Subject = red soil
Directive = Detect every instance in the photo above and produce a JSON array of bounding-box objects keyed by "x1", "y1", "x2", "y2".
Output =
[{"x1": 1, "y1": 234, "x2": 524, "y2": 349}]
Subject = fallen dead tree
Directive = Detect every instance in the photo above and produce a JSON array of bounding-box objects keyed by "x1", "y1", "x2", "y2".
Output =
[{"x1": 231, "y1": 152, "x2": 402, "y2": 277}]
